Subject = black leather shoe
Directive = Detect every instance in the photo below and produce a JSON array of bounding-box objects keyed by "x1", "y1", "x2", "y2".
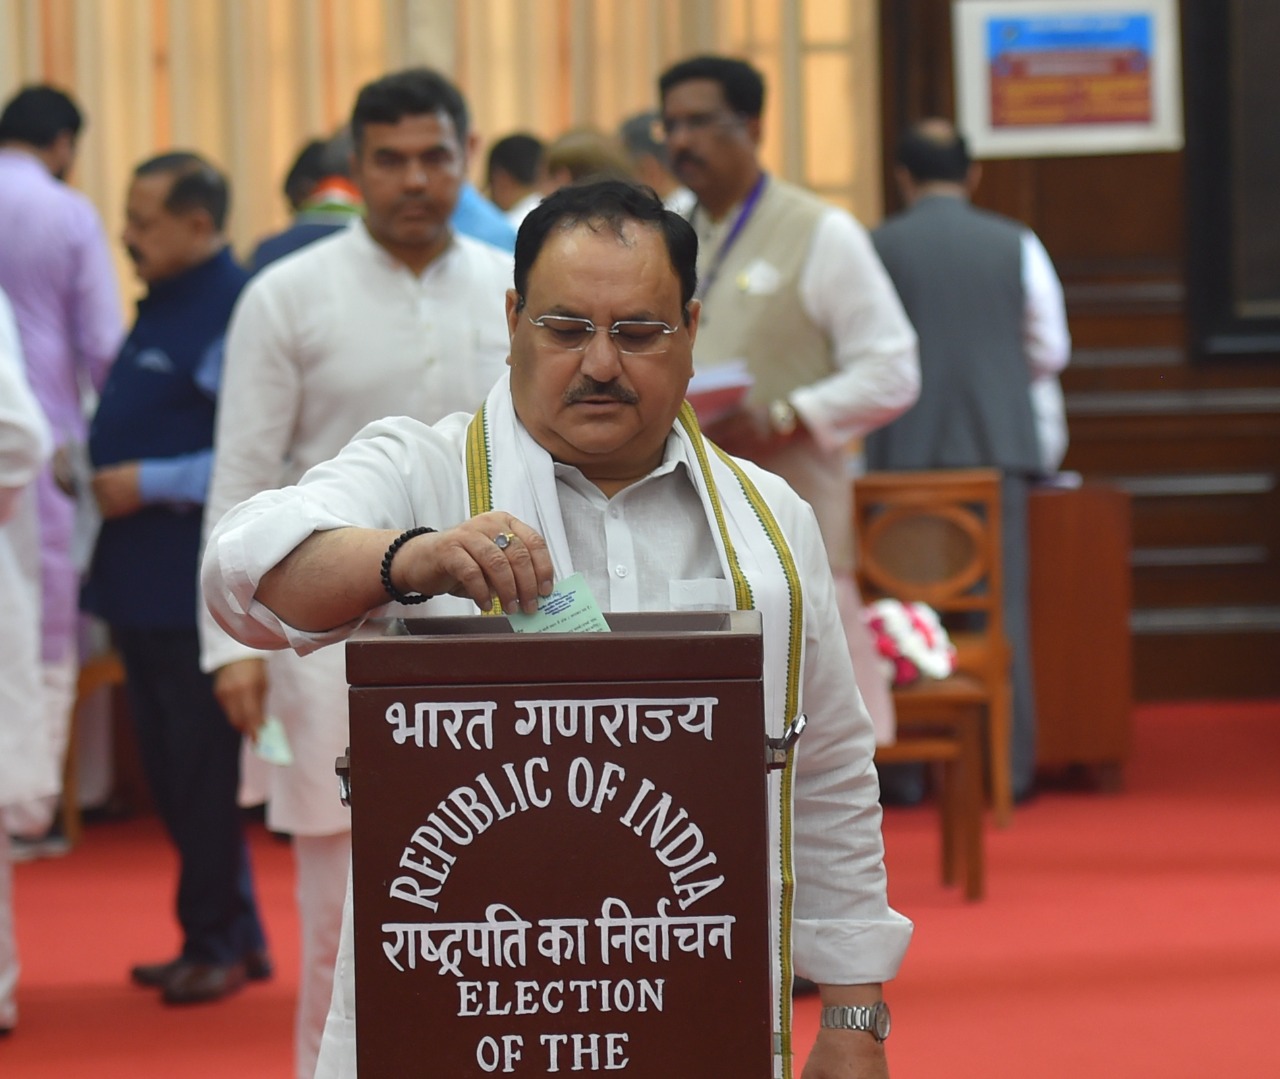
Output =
[
  {"x1": 245, "y1": 948, "x2": 273, "y2": 982},
  {"x1": 133, "y1": 950, "x2": 272, "y2": 988},
  {"x1": 162, "y1": 961, "x2": 247, "y2": 1005},
  {"x1": 131, "y1": 957, "x2": 185, "y2": 989}
]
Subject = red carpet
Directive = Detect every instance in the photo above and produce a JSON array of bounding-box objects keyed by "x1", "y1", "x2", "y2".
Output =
[{"x1": 5, "y1": 700, "x2": 1279, "y2": 1077}]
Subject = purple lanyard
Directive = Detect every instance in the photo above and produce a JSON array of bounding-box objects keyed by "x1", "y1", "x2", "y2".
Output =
[{"x1": 692, "y1": 172, "x2": 768, "y2": 303}]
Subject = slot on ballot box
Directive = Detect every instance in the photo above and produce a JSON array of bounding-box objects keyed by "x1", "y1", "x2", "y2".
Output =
[{"x1": 344, "y1": 611, "x2": 774, "y2": 1076}]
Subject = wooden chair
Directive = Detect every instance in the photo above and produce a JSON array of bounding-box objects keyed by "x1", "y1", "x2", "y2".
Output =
[
  {"x1": 854, "y1": 468, "x2": 1015, "y2": 829},
  {"x1": 61, "y1": 650, "x2": 127, "y2": 847}
]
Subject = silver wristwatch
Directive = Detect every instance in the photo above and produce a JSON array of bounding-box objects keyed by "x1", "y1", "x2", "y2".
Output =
[
  {"x1": 767, "y1": 397, "x2": 799, "y2": 438},
  {"x1": 819, "y1": 1001, "x2": 891, "y2": 1042}
]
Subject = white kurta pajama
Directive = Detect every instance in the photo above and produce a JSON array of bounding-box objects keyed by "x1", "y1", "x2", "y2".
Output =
[
  {"x1": 0, "y1": 292, "x2": 57, "y2": 1031},
  {"x1": 689, "y1": 183, "x2": 921, "y2": 745},
  {"x1": 204, "y1": 375, "x2": 913, "y2": 1078},
  {"x1": 199, "y1": 221, "x2": 513, "y2": 1077}
]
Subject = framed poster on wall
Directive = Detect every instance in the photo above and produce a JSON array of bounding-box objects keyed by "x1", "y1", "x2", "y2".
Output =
[{"x1": 953, "y1": 0, "x2": 1183, "y2": 158}]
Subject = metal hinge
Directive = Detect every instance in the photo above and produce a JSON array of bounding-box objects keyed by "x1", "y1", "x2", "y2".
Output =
[
  {"x1": 336, "y1": 748, "x2": 351, "y2": 807},
  {"x1": 765, "y1": 713, "x2": 807, "y2": 770}
]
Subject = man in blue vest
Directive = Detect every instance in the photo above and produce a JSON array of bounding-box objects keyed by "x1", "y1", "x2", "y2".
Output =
[{"x1": 83, "y1": 152, "x2": 269, "y2": 1005}]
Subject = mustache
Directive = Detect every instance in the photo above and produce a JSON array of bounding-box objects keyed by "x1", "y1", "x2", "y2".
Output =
[
  {"x1": 672, "y1": 149, "x2": 704, "y2": 171},
  {"x1": 563, "y1": 377, "x2": 638, "y2": 405},
  {"x1": 126, "y1": 246, "x2": 144, "y2": 265}
]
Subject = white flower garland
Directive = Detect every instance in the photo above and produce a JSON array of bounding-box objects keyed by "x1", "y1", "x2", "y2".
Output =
[{"x1": 863, "y1": 598, "x2": 957, "y2": 687}]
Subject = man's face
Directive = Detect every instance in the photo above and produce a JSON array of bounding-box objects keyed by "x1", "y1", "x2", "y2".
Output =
[
  {"x1": 507, "y1": 221, "x2": 699, "y2": 488},
  {"x1": 660, "y1": 79, "x2": 759, "y2": 202},
  {"x1": 122, "y1": 173, "x2": 209, "y2": 285},
  {"x1": 352, "y1": 111, "x2": 466, "y2": 260}
]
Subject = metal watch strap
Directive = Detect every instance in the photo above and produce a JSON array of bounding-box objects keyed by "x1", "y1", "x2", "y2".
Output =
[
  {"x1": 819, "y1": 1002, "x2": 891, "y2": 1042},
  {"x1": 768, "y1": 397, "x2": 798, "y2": 437}
]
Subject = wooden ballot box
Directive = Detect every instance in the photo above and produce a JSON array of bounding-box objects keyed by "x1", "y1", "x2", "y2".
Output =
[{"x1": 344, "y1": 611, "x2": 774, "y2": 1077}]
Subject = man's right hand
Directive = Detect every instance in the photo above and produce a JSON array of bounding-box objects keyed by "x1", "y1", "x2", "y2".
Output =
[{"x1": 214, "y1": 658, "x2": 269, "y2": 738}]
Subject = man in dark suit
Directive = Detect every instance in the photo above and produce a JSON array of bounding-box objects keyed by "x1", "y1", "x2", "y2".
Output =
[
  {"x1": 84, "y1": 152, "x2": 270, "y2": 1004},
  {"x1": 867, "y1": 119, "x2": 1071, "y2": 801}
]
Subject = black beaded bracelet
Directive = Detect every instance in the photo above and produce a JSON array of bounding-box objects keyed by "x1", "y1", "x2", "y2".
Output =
[{"x1": 380, "y1": 527, "x2": 437, "y2": 605}]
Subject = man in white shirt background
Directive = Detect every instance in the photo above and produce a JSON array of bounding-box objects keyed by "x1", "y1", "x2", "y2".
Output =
[
  {"x1": 867, "y1": 117, "x2": 1072, "y2": 803},
  {"x1": 199, "y1": 66, "x2": 513, "y2": 1079},
  {"x1": 657, "y1": 55, "x2": 921, "y2": 749}
]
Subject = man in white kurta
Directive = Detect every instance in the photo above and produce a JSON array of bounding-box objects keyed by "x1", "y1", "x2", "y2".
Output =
[
  {"x1": 658, "y1": 57, "x2": 921, "y2": 745},
  {"x1": 0, "y1": 288, "x2": 57, "y2": 1033},
  {"x1": 204, "y1": 181, "x2": 911, "y2": 1078},
  {"x1": 199, "y1": 69, "x2": 512, "y2": 1078}
]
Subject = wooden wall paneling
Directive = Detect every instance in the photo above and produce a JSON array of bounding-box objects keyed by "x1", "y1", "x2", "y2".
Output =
[
  {"x1": 1064, "y1": 411, "x2": 1280, "y2": 472},
  {"x1": 1028, "y1": 153, "x2": 1185, "y2": 267},
  {"x1": 878, "y1": 0, "x2": 954, "y2": 216},
  {"x1": 879, "y1": 0, "x2": 1280, "y2": 700},
  {"x1": 1135, "y1": 632, "x2": 1280, "y2": 700}
]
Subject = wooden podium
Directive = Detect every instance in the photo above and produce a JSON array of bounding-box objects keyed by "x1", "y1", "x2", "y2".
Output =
[{"x1": 344, "y1": 611, "x2": 775, "y2": 1077}]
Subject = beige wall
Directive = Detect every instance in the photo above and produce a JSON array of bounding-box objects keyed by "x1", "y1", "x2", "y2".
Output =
[{"x1": 1, "y1": 0, "x2": 882, "y2": 302}]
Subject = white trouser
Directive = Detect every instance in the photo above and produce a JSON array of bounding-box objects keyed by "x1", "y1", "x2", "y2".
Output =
[
  {"x1": 0, "y1": 830, "x2": 16, "y2": 1029},
  {"x1": 313, "y1": 865, "x2": 357, "y2": 1078},
  {"x1": 294, "y1": 831, "x2": 352, "y2": 1079},
  {"x1": 2, "y1": 658, "x2": 77, "y2": 837}
]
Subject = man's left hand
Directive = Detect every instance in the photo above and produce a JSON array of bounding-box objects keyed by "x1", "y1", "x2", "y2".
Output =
[
  {"x1": 801, "y1": 1028, "x2": 890, "y2": 1079},
  {"x1": 91, "y1": 462, "x2": 144, "y2": 519}
]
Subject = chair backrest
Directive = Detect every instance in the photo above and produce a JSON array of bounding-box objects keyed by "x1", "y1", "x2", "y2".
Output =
[{"x1": 853, "y1": 469, "x2": 1005, "y2": 678}]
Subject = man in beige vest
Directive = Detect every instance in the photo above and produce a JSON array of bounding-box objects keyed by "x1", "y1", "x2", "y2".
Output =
[{"x1": 658, "y1": 56, "x2": 920, "y2": 746}]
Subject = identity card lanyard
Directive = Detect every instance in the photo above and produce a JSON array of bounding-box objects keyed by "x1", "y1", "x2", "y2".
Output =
[{"x1": 692, "y1": 172, "x2": 769, "y2": 306}]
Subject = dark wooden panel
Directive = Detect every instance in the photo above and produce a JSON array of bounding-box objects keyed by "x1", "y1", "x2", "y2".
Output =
[
  {"x1": 1130, "y1": 495, "x2": 1278, "y2": 549},
  {"x1": 879, "y1": 0, "x2": 1280, "y2": 701},
  {"x1": 1135, "y1": 634, "x2": 1280, "y2": 700},
  {"x1": 1132, "y1": 568, "x2": 1280, "y2": 609},
  {"x1": 979, "y1": 154, "x2": 1184, "y2": 267},
  {"x1": 1065, "y1": 312, "x2": 1187, "y2": 351},
  {"x1": 1184, "y1": 0, "x2": 1280, "y2": 361},
  {"x1": 1064, "y1": 415, "x2": 1280, "y2": 473},
  {"x1": 1065, "y1": 355, "x2": 1280, "y2": 393},
  {"x1": 1029, "y1": 487, "x2": 1132, "y2": 770}
]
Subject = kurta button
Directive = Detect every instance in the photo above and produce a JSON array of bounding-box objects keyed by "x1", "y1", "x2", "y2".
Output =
[{"x1": 615, "y1": 565, "x2": 628, "y2": 578}]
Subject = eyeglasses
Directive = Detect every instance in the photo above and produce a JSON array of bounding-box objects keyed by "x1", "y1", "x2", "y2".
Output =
[
  {"x1": 527, "y1": 314, "x2": 680, "y2": 355},
  {"x1": 659, "y1": 110, "x2": 745, "y2": 138}
]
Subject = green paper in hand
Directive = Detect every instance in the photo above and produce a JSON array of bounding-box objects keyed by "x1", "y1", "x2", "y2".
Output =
[
  {"x1": 506, "y1": 571, "x2": 610, "y2": 633},
  {"x1": 253, "y1": 714, "x2": 294, "y2": 766}
]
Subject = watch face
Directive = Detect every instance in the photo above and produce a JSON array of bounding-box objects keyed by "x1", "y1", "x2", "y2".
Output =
[{"x1": 872, "y1": 1001, "x2": 892, "y2": 1041}]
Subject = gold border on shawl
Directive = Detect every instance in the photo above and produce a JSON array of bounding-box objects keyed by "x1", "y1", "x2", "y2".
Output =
[
  {"x1": 464, "y1": 404, "x2": 503, "y2": 616},
  {"x1": 678, "y1": 402, "x2": 805, "y2": 1077},
  {"x1": 677, "y1": 403, "x2": 754, "y2": 609}
]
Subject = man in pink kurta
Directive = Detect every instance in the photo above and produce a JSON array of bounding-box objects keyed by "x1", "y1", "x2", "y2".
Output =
[{"x1": 0, "y1": 85, "x2": 122, "y2": 841}]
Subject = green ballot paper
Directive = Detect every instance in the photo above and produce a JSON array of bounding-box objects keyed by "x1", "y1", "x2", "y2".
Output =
[
  {"x1": 253, "y1": 714, "x2": 294, "y2": 766},
  {"x1": 506, "y1": 571, "x2": 611, "y2": 633}
]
